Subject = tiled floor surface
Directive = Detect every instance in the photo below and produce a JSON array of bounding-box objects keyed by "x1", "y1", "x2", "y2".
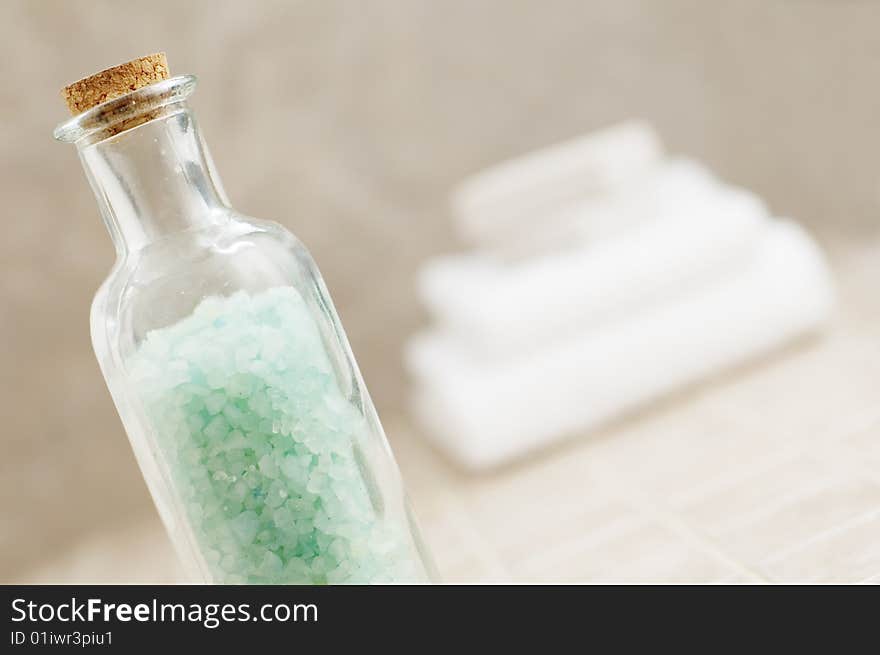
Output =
[
  {"x1": 17, "y1": 239, "x2": 879, "y2": 584},
  {"x1": 400, "y1": 238, "x2": 880, "y2": 583}
]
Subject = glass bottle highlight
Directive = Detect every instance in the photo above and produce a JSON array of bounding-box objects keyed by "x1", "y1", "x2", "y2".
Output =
[{"x1": 54, "y1": 55, "x2": 433, "y2": 584}]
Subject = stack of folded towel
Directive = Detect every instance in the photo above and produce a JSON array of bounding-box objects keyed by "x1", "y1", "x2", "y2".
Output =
[{"x1": 406, "y1": 121, "x2": 836, "y2": 470}]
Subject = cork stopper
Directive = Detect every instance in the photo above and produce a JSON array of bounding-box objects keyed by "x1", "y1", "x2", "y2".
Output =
[{"x1": 62, "y1": 52, "x2": 169, "y2": 116}]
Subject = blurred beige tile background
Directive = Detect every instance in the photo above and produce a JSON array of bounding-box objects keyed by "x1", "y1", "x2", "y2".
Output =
[{"x1": 1, "y1": 0, "x2": 878, "y2": 582}]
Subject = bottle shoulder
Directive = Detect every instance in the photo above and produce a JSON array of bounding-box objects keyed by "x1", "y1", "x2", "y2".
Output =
[
  {"x1": 92, "y1": 211, "x2": 323, "y2": 355},
  {"x1": 100, "y1": 213, "x2": 312, "y2": 287}
]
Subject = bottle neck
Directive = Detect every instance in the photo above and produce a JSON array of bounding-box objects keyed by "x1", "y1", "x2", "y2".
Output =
[{"x1": 77, "y1": 106, "x2": 229, "y2": 254}]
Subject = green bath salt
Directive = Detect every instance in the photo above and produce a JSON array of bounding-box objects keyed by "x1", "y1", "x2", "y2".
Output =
[{"x1": 127, "y1": 286, "x2": 424, "y2": 584}]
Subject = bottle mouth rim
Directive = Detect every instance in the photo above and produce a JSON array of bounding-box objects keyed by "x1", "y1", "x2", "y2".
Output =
[{"x1": 53, "y1": 74, "x2": 198, "y2": 144}]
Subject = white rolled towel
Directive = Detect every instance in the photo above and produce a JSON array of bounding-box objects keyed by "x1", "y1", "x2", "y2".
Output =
[
  {"x1": 485, "y1": 157, "x2": 720, "y2": 259},
  {"x1": 453, "y1": 120, "x2": 663, "y2": 247},
  {"x1": 420, "y1": 182, "x2": 768, "y2": 359},
  {"x1": 407, "y1": 220, "x2": 835, "y2": 469}
]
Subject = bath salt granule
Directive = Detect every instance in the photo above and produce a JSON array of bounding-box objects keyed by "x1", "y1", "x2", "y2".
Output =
[{"x1": 127, "y1": 286, "x2": 424, "y2": 583}]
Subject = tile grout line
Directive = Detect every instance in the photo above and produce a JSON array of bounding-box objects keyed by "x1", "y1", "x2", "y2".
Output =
[
  {"x1": 510, "y1": 517, "x2": 640, "y2": 577},
  {"x1": 809, "y1": 409, "x2": 880, "y2": 486},
  {"x1": 711, "y1": 337, "x2": 880, "y2": 446},
  {"x1": 665, "y1": 447, "x2": 804, "y2": 509},
  {"x1": 434, "y1": 486, "x2": 515, "y2": 583},
  {"x1": 586, "y1": 463, "x2": 770, "y2": 583},
  {"x1": 762, "y1": 505, "x2": 880, "y2": 568},
  {"x1": 618, "y1": 400, "x2": 880, "y2": 582},
  {"x1": 705, "y1": 476, "x2": 841, "y2": 536}
]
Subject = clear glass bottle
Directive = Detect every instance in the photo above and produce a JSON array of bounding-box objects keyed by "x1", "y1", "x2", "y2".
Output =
[{"x1": 54, "y1": 74, "x2": 433, "y2": 584}]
